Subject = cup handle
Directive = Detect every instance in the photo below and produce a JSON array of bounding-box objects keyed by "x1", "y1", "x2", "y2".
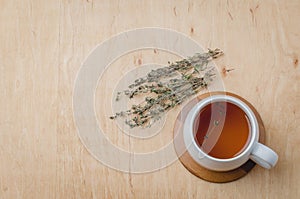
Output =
[{"x1": 250, "y1": 142, "x2": 278, "y2": 169}]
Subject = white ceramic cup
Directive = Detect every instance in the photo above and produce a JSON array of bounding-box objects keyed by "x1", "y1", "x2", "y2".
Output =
[{"x1": 183, "y1": 95, "x2": 278, "y2": 171}]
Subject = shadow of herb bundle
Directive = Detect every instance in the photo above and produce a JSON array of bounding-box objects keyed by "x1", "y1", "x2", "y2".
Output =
[{"x1": 110, "y1": 49, "x2": 223, "y2": 128}]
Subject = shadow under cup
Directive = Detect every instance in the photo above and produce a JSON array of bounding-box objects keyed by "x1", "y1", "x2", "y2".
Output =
[{"x1": 192, "y1": 100, "x2": 252, "y2": 160}]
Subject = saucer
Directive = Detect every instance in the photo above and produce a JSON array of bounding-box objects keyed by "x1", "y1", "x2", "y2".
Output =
[{"x1": 173, "y1": 92, "x2": 266, "y2": 183}]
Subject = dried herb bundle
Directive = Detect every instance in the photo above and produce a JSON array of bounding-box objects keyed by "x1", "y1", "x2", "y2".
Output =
[{"x1": 110, "y1": 49, "x2": 223, "y2": 128}]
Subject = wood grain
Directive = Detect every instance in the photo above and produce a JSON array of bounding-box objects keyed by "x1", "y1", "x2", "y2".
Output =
[{"x1": 0, "y1": 0, "x2": 299, "y2": 198}]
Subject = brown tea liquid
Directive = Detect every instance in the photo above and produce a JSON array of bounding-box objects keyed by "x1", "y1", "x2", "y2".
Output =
[{"x1": 194, "y1": 101, "x2": 250, "y2": 159}]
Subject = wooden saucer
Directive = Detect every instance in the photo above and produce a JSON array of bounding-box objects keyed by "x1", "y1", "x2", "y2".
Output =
[{"x1": 173, "y1": 92, "x2": 266, "y2": 183}]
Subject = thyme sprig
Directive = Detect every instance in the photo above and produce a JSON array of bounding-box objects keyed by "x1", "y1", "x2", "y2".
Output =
[{"x1": 110, "y1": 49, "x2": 223, "y2": 128}]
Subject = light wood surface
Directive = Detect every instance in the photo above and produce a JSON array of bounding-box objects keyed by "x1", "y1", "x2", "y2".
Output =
[{"x1": 1, "y1": 0, "x2": 299, "y2": 198}]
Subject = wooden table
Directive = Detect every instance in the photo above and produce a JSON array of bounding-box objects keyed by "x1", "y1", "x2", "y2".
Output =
[{"x1": 1, "y1": 0, "x2": 299, "y2": 198}]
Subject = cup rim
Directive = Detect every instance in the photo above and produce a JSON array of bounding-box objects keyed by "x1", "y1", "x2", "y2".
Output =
[{"x1": 188, "y1": 95, "x2": 259, "y2": 162}]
